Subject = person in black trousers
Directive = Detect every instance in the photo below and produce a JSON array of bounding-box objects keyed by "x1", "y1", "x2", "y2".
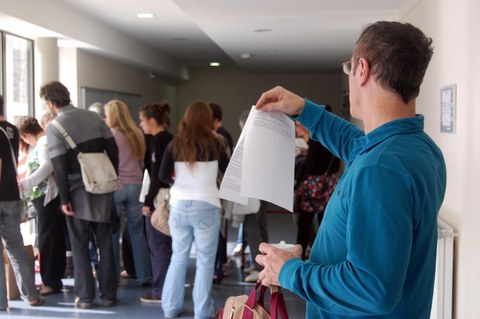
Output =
[{"x1": 17, "y1": 116, "x2": 66, "y2": 295}]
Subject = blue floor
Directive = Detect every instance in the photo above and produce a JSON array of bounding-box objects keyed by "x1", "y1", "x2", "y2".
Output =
[{"x1": 1, "y1": 211, "x2": 306, "y2": 318}]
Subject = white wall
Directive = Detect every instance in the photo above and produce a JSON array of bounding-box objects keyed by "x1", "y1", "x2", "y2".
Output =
[
  {"x1": 178, "y1": 67, "x2": 344, "y2": 141},
  {"x1": 69, "y1": 49, "x2": 179, "y2": 122},
  {"x1": 58, "y1": 47, "x2": 78, "y2": 110},
  {"x1": 396, "y1": 0, "x2": 480, "y2": 317},
  {"x1": 32, "y1": 45, "x2": 180, "y2": 124}
]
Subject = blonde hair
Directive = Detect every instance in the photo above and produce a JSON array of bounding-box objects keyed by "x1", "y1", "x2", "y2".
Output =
[
  {"x1": 105, "y1": 100, "x2": 146, "y2": 160},
  {"x1": 40, "y1": 110, "x2": 56, "y2": 129},
  {"x1": 170, "y1": 101, "x2": 219, "y2": 169}
]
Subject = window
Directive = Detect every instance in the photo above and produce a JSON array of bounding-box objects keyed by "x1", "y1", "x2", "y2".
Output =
[{"x1": 1, "y1": 32, "x2": 34, "y2": 124}]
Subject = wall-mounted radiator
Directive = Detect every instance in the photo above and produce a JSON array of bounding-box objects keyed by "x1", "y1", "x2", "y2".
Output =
[{"x1": 430, "y1": 218, "x2": 454, "y2": 319}]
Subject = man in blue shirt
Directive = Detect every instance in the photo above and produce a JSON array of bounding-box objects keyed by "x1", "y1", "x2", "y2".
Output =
[{"x1": 255, "y1": 21, "x2": 447, "y2": 318}]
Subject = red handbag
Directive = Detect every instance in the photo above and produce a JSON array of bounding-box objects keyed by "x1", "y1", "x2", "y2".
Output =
[{"x1": 220, "y1": 282, "x2": 289, "y2": 319}]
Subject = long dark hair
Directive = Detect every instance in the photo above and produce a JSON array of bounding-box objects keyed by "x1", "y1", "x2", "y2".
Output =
[{"x1": 170, "y1": 101, "x2": 220, "y2": 169}]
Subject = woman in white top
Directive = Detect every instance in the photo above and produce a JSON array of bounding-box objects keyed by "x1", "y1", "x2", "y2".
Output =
[
  {"x1": 159, "y1": 101, "x2": 228, "y2": 319},
  {"x1": 17, "y1": 116, "x2": 66, "y2": 296}
]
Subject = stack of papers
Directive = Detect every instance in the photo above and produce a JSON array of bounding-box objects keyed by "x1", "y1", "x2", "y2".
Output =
[{"x1": 219, "y1": 106, "x2": 295, "y2": 212}]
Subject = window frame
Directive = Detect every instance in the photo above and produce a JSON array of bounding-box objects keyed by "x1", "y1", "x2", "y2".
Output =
[{"x1": 1, "y1": 30, "x2": 35, "y2": 123}]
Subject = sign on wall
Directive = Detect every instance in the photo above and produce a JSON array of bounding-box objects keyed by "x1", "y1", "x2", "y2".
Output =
[{"x1": 440, "y1": 84, "x2": 456, "y2": 133}]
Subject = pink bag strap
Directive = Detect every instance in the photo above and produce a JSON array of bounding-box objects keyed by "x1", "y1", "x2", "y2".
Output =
[
  {"x1": 270, "y1": 288, "x2": 289, "y2": 319},
  {"x1": 243, "y1": 283, "x2": 288, "y2": 319},
  {"x1": 243, "y1": 283, "x2": 267, "y2": 319}
]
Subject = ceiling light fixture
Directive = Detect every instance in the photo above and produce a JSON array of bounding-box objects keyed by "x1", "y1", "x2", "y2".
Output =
[
  {"x1": 254, "y1": 28, "x2": 272, "y2": 33},
  {"x1": 240, "y1": 53, "x2": 251, "y2": 59},
  {"x1": 210, "y1": 62, "x2": 220, "y2": 67},
  {"x1": 137, "y1": 13, "x2": 155, "y2": 19}
]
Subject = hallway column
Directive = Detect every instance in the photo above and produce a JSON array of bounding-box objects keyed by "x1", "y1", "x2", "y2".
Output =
[{"x1": 34, "y1": 37, "x2": 59, "y2": 117}]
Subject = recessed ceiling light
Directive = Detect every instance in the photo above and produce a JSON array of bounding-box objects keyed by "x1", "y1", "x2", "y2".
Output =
[
  {"x1": 254, "y1": 28, "x2": 272, "y2": 33},
  {"x1": 137, "y1": 13, "x2": 154, "y2": 19},
  {"x1": 240, "y1": 53, "x2": 251, "y2": 59},
  {"x1": 210, "y1": 62, "x2": 220, "y2": 67}
]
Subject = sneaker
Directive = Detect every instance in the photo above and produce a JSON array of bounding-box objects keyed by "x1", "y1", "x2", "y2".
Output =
[
  {"x1": 231, "y1": 243, "x2": 243, "y2": 256},
  {"x1": 75, "y1": 297, "x2": 93, "y2": 309},
  {"x1": 244, "y1": 270, "x2": 259, "y2": 283},
  {"x1": 140, "y1": 292, "x2": 161, "y2": 304},
  {"x1": 242, "y1": 265, "x2": 255, "y2": 274}
]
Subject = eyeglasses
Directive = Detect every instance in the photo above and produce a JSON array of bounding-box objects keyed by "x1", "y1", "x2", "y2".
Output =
[{"x1": 342, "y1": 58, "x2": 359, "y2": 75}]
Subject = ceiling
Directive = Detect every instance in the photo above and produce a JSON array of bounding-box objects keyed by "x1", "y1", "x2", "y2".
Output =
[{"x1": 0, "y1": 0, "x2": 408, "y2": 75}]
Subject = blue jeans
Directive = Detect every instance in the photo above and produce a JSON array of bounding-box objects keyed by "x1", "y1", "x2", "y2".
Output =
[
  {"x1": 0, "y1": 200, "x2": 40, "y2": 308},
  {"x1": 112, "y1": 184, "x2": 152, "y2": 283},
  {"x1": 162, "y1": 200, "x2": 221, "y2": 319}
]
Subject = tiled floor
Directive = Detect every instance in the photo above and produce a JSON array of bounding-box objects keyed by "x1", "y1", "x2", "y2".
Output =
[{"x1": 1, "y1": 210, "x2": 306, "y2": 318}]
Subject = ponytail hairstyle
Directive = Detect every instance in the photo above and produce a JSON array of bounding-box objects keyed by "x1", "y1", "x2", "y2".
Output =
[
  {"x1": 105, "y1": 100, "x2": 146, "y2": 160},
  {"x1": 139, "y1": 101, "x2": 171, "y2": 129},
  {"x1": 170, "y1": 101, "x2": 219, "y2": 170}
]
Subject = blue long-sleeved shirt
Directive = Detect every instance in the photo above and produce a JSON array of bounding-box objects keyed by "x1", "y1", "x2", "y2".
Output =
[{"x1": 279, "y1": 100, "x2": 446, "y2": 318}]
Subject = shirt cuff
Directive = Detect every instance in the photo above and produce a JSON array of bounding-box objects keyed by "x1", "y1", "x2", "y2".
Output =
[{"x1": 278, "y1": 257, "x2": 303, "y2": 289}]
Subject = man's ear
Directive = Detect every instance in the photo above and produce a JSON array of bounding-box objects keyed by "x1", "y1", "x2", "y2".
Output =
[{"x1": 358, "y1": 58, "x2": 371, "y2": 86}]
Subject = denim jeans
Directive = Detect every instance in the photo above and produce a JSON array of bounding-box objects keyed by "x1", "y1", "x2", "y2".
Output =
[
  {"x1": 162, "y1": 200, "x2": 221, "y2": 319},
  {"x1": 0, "y1": 200, "x2": 40, "y2": 308},
  {"x1": 112, "y1": 183, "x2": 152, "y2": 283}
]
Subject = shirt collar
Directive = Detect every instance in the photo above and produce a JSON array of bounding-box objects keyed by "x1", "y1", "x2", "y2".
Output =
[
  {"x1": 57, "y1": 104, "x2": 75, "y2": 115},
  {"x1": 351, "y1": 115, "x2": 425, "y2": 157}
]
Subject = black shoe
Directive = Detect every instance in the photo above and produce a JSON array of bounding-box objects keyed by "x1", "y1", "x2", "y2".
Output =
[
  {"x1": 75, "y1": 297, "x2": 93, "y2": 309},
  {"x1": 100, "y1": 299, "x2": 117, "y2": 307}
]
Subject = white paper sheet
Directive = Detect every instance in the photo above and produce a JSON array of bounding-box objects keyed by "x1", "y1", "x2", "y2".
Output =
[{"x1": 219, "y1": 106, "x2": 295, "y2": 212}]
